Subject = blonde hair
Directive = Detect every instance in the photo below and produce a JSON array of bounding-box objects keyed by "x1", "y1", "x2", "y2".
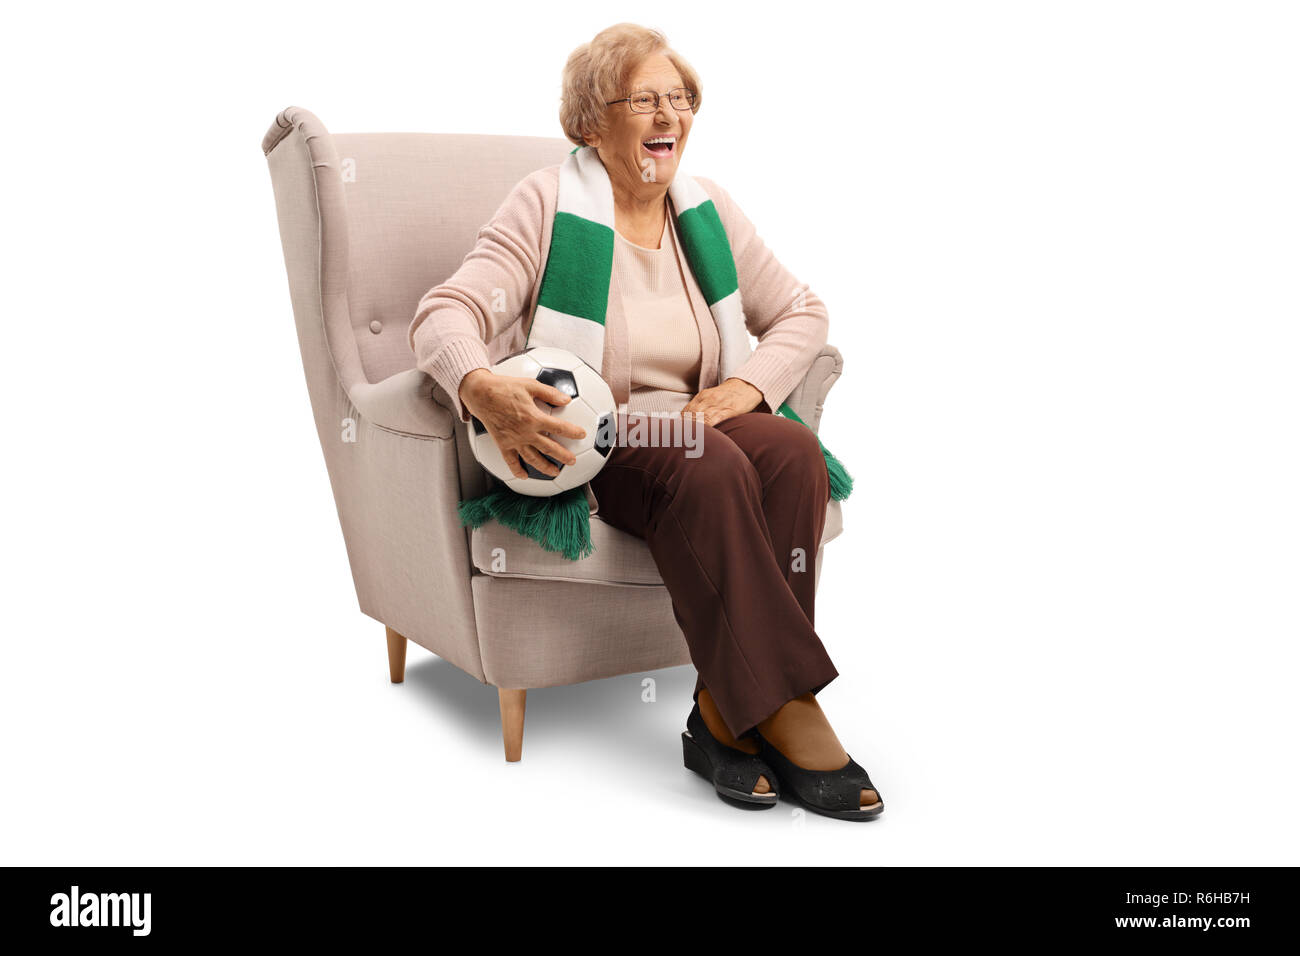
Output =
[{"x1": 559, "y1": 23, "x2": 703, "y2": 147}]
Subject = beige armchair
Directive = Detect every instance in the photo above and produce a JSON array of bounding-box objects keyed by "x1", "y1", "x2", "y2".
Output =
[{"x1": 261, "y1": 106, "x2": 847, "y2": 760}]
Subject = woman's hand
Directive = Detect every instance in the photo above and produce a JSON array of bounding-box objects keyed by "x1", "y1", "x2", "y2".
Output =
[
  {"x1": 680, "y1": 377, "x2": 766, "y2": 427},
  {"x1": 458, "y1": 368, "x2": 587, "y2": 479}
]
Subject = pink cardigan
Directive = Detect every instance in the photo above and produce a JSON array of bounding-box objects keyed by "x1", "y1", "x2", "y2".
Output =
[{"x1": 408, "y1": 163, "x2": 830, "y2": 423}]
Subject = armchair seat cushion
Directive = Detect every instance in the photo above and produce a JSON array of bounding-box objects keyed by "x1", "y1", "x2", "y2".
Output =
[{"x1": 470, "y1": 499, "x2": 843, "y2": 588}]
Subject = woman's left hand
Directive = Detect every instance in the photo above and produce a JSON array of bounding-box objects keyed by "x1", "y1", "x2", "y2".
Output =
[{"x1": 681, "y1": 377, "x2": 766, "y2": 427}]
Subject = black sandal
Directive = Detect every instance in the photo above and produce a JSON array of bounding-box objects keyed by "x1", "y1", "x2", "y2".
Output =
[
  {"x1": 757, "y1": 734, "x2": 884, "y2": 821},
  {"x1": 681, "y1": 702, "x2": 779, "y2": 809}
]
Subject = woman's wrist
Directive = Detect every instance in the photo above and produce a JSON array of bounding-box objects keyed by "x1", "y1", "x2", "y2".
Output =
[
  {"x1": 723, "y1": 377, "x2": 765, "y2": 411},
  {"x1": 458, "y1": 367, "x2": 493, "y2": 414},
  {"x1": 459, "y1": 366, "x2": 492, "y2": 394}
]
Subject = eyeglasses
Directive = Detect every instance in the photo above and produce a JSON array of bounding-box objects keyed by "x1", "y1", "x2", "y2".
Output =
[{"x1": 605, "y1": 88, "x2": 697, "y2": 113}]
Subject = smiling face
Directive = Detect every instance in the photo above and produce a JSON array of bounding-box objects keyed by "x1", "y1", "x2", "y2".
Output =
[{"x1": 586, "y1": 51, "x2": 694, "y2": 195}]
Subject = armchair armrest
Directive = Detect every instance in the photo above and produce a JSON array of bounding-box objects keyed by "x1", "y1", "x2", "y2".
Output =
[
  {"x1": 347, "y1": 369, "x2": 455, "y2": 439},
  {"x1": 781, "y1": 344, "x2": 844, "y2": 434}
]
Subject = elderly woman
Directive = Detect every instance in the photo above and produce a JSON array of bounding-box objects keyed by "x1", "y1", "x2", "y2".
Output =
[{"x1": 409, "y1": 23, "x2": 882, "y2": 821}]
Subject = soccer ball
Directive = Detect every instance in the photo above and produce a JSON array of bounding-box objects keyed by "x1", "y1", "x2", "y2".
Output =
[{"x1": 467, "y1": 346, "x2": 617, "y2": 497}]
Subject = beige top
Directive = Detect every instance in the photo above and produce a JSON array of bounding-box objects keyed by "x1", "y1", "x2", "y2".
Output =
[{"x1": 614, "y1": 218, "x2": 703, "y2": 415}]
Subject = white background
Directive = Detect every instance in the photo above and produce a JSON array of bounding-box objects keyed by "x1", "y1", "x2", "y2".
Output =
[{"x1": 2, "y1": 0, "x2": 1297, "y2": 865}]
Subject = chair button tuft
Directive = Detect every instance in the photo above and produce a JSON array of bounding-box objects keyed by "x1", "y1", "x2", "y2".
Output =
[{"x1": 369, "y1": 320, "x2": 383, "y2": 334}]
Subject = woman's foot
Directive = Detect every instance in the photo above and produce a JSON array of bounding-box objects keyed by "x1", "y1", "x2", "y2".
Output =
[
  {"x1": 756, "y1": 693, "x2": 879, "y2": 808},
  {"x1": 697, "y1": 690, "x2": 771, "y2": 795}
]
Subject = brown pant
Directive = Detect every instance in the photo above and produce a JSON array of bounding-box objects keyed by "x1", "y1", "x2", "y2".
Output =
[{"x1": 588, "y1": 409, "x2": 839, "y2": 740}]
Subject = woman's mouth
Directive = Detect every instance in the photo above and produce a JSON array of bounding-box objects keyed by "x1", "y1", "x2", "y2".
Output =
[{"x1": 642, "y1": 135, "x2": 677, "y2": 157}]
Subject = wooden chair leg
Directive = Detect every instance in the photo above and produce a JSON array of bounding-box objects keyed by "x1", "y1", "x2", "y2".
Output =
[
  {"x1": 385, "y1": 626, "x2": 407, "y2": 683},
  {"x1": 498, "y1": 688, "x2": 527, "y2": 762}
]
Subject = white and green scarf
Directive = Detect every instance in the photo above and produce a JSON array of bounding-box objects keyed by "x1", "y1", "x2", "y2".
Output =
[{"x1": 459, "y1": 145, "x2": 852, "y2": 560}]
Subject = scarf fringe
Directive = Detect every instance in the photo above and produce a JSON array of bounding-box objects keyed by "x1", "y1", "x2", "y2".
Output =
[
  {"x1": 818, "y1": 437, "x2": 854, "y2": 501},
  {"x1": 458, "y1": 484, "x2": 593, "y2": 562}
]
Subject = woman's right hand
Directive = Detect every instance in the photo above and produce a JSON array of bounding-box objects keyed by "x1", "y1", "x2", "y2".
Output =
[{"x1": 458, "y1": 368, "x2": 587, "y2": 479}]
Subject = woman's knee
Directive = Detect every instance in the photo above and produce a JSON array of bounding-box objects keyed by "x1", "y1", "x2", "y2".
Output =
[
  {"x1": 780, "y1": 415, "x2": 824, "y2": 460},
  {"x1": 742, "y1": 414, "x2": 827, "y2": 479},
  {"x1": 675, "y1": 424, "x2": 761, "y2": 495}
]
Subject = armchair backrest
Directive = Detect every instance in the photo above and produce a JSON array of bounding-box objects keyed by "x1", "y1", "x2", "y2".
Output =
[{"x1": 262, "y1": 106, "x2": 573, "y2": 391}]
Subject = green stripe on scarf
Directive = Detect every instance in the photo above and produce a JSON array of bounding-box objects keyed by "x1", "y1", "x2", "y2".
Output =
[
  {"x1": 536, "y1": 212, "x2": 614, "y2": 321},
  {"x1": 674, "y1": 200, "x2": 738, "y2": 305},
  {"x1": 458, "y1": 146, "x2": 853, "y2": 561}
]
